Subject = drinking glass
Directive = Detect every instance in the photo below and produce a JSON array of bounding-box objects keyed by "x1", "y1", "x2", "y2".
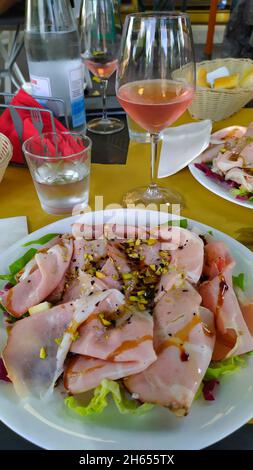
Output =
[
  {"x1": 80, "y1": 0, "x2": 124, "y2": 134},
  {"x1": 116, "y1": 12, "x2": 195, "y2": 205},
  {"x1": 23, "y1": 132, "x2": 91, "y2": 215}
]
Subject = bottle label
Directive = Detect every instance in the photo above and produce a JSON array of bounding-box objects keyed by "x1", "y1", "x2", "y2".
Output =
[
  {"x1": 30, "y1": 75, "x2": 52, "y2": 98},
  {"x1": 69, "y1": 66, "x2": 85, "y2": 128}
]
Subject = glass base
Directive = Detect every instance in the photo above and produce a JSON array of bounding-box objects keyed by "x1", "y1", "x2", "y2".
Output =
[
  {"x1": 122, "y1": 184, "x2": 185, "y2": 207},
  {"x1": 87, "y1": 117, "x2": 124, "y2": 135}
]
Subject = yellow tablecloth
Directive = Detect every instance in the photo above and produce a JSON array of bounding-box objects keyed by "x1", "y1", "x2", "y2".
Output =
[
  {"x1": 0, "y1": 108, "x2": 253, "y2": 424},
  {"x1": 0, "y1": 109, "x2": 253, "y2": 248}
]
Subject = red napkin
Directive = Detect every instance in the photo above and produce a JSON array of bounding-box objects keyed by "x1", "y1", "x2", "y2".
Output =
[{"x1": 0, "y1": 89, "x2": 71, "y2": 165}]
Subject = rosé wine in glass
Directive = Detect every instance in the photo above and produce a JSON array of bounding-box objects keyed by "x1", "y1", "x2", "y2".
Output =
[
  {"x1": 84, "y1": 55, "x2": 118, "y2": 80},
  {"x1": 80, "y1": 0, "x2": 124, "y2": 135},
  {"x1": 116, "y1": 12, "x2": 196, "y2": 205},
  {"x1": 117, "y1": 79, "x2": 194, "y2": 133}
]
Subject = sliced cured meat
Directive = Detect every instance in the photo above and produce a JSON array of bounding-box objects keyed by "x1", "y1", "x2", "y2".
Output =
[
  {"x1": 2, "y1": 302, "x2": 74, "y2": 397},
  {"x1": 64, "y1": 355, "x2": 154, "y2": 394},
  {"x1": 63, "y1": 270, "x2": 106, "y2": 302},
  {"x1": 71, "y1": 308, "x2": 154, "y2": 362},
  {"x1": 199, "y1": 241, "x2": 253, "y2": 360},
  {"x1": 1, "y1": 238, "x2": 73, "y2": 317},
  {"x1": 69, "y1": 239, "x2": 107, "y2": 273},
  {"x1": 124, "y1": 282, "x2": 215, "y2": 416},
  {"x1": 17, "y1": 235, "x2": 62, "y2": 282},
  {"x1": 225, "y1": 168, "x2": 253, "y2": 192},
  {"x1": 2, "y1": 289, "x2": 124, "y2": 398},
  {"x1": 159, "y1": 227, "x2": 204, "y2": 283},
  {"x1": 65, "y1": 307, "x2": 156, "y2": 394},
  {"x1": 213, "y1": 151, "x2": 243, "y2": 174}
]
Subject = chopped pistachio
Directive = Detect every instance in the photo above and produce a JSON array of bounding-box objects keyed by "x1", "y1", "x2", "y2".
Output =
[
  {"x1": 135, "y1": 239, "x2": 141, "y2": 246},
  {"x1": 129, "y1": 295, "x2": 139, "y2": 302},
  {"x1": 137, "y1": 290, "x2": 145, "y2": 296},
  {"x1": 122, "y1": 272, "x2": 132, "y2": 280},
  {"x1": 84, "y1": 253, "x2": 93, "y2": 261},
  {"x1": 39, "y1": 347, "x2": 47, "y2": 360},
  {"x1": 112, "y1": 274, "x2": 118, "y2": 280},
  {"x1": 159, "y1": 250, "x2": 168, "y2": 258},
  {"x1": 220, "y1": 148, "x2": 226, "y2": 154},
  {"x1": 149, "y1": 264, "x2": 156, "y2": 271},
  {"x1": 128, "y1": 253, "x2": 139, "y2": 259},
  {"x1": 96, "y1": 271, "x2": 105, "y2": 279},
  {"x1": 98, "y1": 313, "x2": 111, "y2": 326},
  {"x1": 54, "y1": 337, "x2": 62, "y2": 346},
  {"x1": 138, "y1": 303, "x2": 146, "y2": 311},
  {"x1": 138, "y1": 298, "x2": 148, "y2": 304},
  {"x1": 87, "y1": 268, "x2": 96, "y2": 275},
  {"x1": 147, "y1": 239, "x2": 157, "y2": 246},
  {"x1": 156, "y1": 267, "x2": 163, "y2": 275},
  {"x1": 71, "y1": 331, "x2": 80, "y2": 342}
]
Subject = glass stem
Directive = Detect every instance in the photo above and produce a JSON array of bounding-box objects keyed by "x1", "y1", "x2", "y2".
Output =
[
  {"x1": 101, "y1": 79, "x2": 108, "y2": 121},
  {"x1": 150, "y1": 133, "x2": 160, "y2": 188}
]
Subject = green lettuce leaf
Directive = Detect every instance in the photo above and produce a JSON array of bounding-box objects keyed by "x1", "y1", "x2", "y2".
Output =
[
  {"x1": 65, "y1": 379, "x2": 154, "y2": 416},
  {"x1": 230, "y1": 187, "x2": 249, "y2": 198},
  {"x1": 23, "y1": 233, "x2": 59, "y2": 247},
  {"x1": 230, "y1": 187, "x2": 253, "y2": 203},
  {"x1": 9, "y1": 248, "x2": 37, "y2": 275},
  {"x1": 204, "y1": 356, "x2": 247, "y2": 380},
  {"x1": 0, "y1": 248, "x2": 38, "y2": 287},
  {"x1": 168, "y1": 219, "x2": 188, "y2": 229},
  {"x1": 0, "y1": 274, "x2": 16, "y2": 285},
  {"x1": 232, "y1": 272, "x2": 245, "y2": 291},
  {"x1": 194, "y1": 383, "x2": 203, "y2": 401}
]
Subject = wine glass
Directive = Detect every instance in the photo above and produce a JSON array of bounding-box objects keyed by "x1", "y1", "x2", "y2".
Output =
[
  {"x1": 80, "y1": 0, "x2": 124, "y2": 134},
  {"x1": 116, "y1": 12, "x2": 195, "y2": 205}
]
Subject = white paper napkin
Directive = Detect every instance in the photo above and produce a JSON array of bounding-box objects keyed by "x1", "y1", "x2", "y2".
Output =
[
  {"x1": 206, "y1": 66, "x2": 230, "y2": 88},
  {"x1": 158, "y1": 120, "x2": 212, "y2": 179},
  {"x1": 0, "y1": 217, "x2": 28, "y2": 251}
]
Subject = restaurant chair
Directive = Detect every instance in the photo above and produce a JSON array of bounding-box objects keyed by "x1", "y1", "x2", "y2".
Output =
[{"x1": 0, "y1": 2, "x2": 25, "y2": 92}]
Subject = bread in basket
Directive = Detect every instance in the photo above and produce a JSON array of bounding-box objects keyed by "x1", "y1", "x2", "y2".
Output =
[{"x1": 189, "y1": 58, "x2": 253, "y2": 122}]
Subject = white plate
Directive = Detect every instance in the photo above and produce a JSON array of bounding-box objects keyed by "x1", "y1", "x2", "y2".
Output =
[
  {"x1": 1, "y1": 209, "x2": 253, "y2": 450},
  {"x1": 189, "y1": 163, "x2": 253, "y2": 209},
  {"x1": 189, "y1": 126, "x2": 253, "y2": 209}
]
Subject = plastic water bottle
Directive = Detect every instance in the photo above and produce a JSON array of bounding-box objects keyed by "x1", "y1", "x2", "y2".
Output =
[{"x1": 25, "y1": 0, "x2": 86, "y2": 131}]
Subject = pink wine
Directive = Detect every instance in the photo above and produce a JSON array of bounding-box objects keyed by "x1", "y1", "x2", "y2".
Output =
[
  {"x1": 84, "y1": 55, "x2": 118, "y2": 80},
  {"x1": 117, "y1": 79, "x2": 194, "y2": 133}
]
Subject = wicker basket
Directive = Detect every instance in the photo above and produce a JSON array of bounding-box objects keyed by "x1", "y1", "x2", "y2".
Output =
[
  {"x1": 189, "y1": 58, "x2": 253, "y2": 122},
  {"x1": 0, "y1": 133, "x2": 13, "y2": 183}
]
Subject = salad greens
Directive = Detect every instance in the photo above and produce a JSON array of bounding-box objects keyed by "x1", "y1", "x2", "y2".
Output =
[
  {"x1": 195, "y1": 354, "x2": 251, "y2": 401},
  {"x1": 0, "y1": 248, "x2": 37, "y2": 286},
  {"x1": 204, "y1": 356, "x2": 247, "y2": 380},
  {"x1": 230, "y1": 188, "x2": 253, "y2": 203},
  {"x1": 23, "y1": 233, "x2": 59, "y2": 247},
  {"x1": 65, "y1": 379, "x2": 153, "y2": 416},
  {"x1": 168, "y1": 219, "x2": 188, "y2": 229},
  {"x1": 232, "y1": 272, "x2": 245, "y2": 291},
  {"x1": 0, "y1": 233, "x2": 58, "y2": 286}
]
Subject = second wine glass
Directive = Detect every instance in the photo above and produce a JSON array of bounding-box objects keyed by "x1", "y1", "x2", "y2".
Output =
[{"x1": 80, "y1": 0, "x2": 124, "y2": 135}]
